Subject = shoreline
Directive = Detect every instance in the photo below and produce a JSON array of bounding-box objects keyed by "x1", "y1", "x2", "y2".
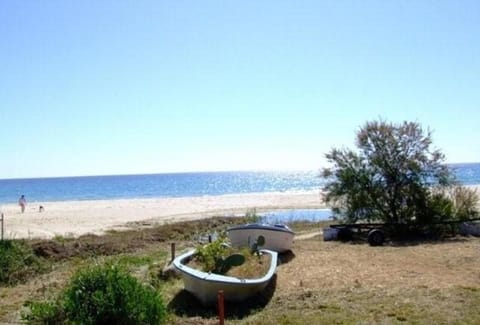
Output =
[
  {"x1": 1, "y1": 185, "x2": 478, "y2": 240},
  {"x1": 0, "y1": 190, "x2": 325, "y2": 239}
]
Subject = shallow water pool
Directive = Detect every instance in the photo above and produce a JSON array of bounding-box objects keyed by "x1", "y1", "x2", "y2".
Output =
[{"x1": 261, "y1": 209, "x2": 332, "y2": 224}]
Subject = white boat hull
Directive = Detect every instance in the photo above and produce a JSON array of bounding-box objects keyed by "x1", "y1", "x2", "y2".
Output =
[
  {"x1": 227, "y1": 224, "x2": 295, "y2": 253},
  {"x1": 173, "y1": 249, "x2": 278, "y2": 305}
]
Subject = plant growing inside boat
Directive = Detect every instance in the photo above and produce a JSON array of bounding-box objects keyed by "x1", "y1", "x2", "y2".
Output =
[
  {"x1": 249, "y1": 235, "x2": 265, "y2": 255},
  {"x1": 194, "y1": 236, "x2": 246, "y2": 274},
  {"x1": 190, "y1": 235, "x2": 271, "y2": 278}
]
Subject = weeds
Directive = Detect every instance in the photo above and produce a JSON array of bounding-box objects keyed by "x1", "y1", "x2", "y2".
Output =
[
  {"x1": 191, "y1": 236, "x2": 272, "y2": 277},
  {"x1": 0, "y1": 239, "x2": 47, "y2": 285},
  {"x1": 244, "y1": 208, "x2": 262, "y2": 223},
  {"x1": 22, "y1": 263, "x2": 168, "y2": 324},
  {"x1": 194, "y1": 235, "x2": 231, "y2": 273}
]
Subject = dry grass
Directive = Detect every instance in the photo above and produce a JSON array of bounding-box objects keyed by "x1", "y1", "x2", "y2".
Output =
[
  {"x1": 30, "y1": 216, "x2": 243, "y2": 261},
  {"x1": 168, "y1": 234, "x2": 480, "y2": 324},
  {"x1": 283, "y1": 237, "x2": 480, "y2": 292},
  {"x1": 1, "y1": 218, "x2": 480, "y2": 324},
  {"x1": 228, "y1": 252, "x2": 271, "y2": 279}
]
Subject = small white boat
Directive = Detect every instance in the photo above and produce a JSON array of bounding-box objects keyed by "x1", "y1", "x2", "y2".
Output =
[
  {"x1": 173, "y1": 249, "x2": 278, "y2": 305},
  {"x1": 227, "y1": 223, "x2": 295, "y2": 253}
]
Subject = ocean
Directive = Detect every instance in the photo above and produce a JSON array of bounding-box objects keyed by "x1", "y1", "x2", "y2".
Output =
[{"x1": 0, "y1": 163, "x2": 479, "y2": 205}]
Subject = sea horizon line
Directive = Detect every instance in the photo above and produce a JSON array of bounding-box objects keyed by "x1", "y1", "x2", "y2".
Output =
[{"x1": 1, "y1": 162, "x2": 479, "y2": 181}]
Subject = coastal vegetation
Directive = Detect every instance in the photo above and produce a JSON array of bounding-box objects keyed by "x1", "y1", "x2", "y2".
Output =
[
  {"x1": 0, "y1": 239, "x2": 46, "y2": 285},
  {"x1": 1, "y1": 115, "x2": 479, "y2": 324},
  {"x1": 23, "y1": 263, "x2": 167, "y2": 324},
  {"x1": 322, "y1": 120, "x2": 479, "y2": 230},
  {"x1": 0, "y1": 217, "x2": 479, "y2": 324},
  {"x1": 193, "y1": 235, "x2": 245, "y2": 274},
  {"x1": 244, "y1": 208, "x2": 262, "y2": 223}
]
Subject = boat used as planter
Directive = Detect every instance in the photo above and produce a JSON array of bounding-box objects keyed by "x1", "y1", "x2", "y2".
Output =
[
  {"x1": 227, "y1": 223, "x2": 295, "y2": 253},
  {"x1": 173, "y1": 249, "x2": 278, "y2": 305}
]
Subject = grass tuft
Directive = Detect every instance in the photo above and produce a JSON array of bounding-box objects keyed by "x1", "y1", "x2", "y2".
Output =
[{"x1": 0, "y1": 239, "x2": 47, "y2": 285}]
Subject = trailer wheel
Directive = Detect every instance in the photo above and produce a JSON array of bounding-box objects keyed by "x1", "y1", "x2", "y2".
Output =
[{"x1": 367, "y1": 229, "x2": 385, "y2": 246}]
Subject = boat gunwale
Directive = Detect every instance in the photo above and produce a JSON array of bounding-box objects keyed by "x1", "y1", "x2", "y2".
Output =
[
  {"x1": 173, "y1": 249, "x2": 278, "y2": 285},
  {"x1": 227, "y1": 223, "x2": 295, "y2": 235}
]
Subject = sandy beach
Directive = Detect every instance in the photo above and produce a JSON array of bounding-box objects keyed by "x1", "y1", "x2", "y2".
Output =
[
  {"x1": 2, "y1": 185, "x2": 478, "y2": 240},
  {"x1": 0, "y1": 191, "x2": 325, "y2": 239}
]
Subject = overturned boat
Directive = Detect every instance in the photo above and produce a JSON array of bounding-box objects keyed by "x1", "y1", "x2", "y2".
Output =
[{"x1": 227, "y1": 223, "x2": 295, "y2": 253}]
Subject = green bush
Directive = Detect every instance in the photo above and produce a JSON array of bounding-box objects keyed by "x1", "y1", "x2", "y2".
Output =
[
  {"x1": 22, "y1": 300, "x2": 65, "y2": 325},
  {"x1": 23, "y1": 263, "x2": 167, "y2": 324},
  {"x1": 195, "y1": 235, "x2": 229, "y2": 272},
  {"x1": 0, "y1": 239, "x2": 45, "y2": 285},
  {"x1": 194, "y1": 236, "x2": 249, "y2": 274}
]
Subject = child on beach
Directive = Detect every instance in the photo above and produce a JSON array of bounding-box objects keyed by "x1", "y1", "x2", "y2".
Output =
[{"x1": 18, "y1": 195, "x2": 26, "y2": 213}]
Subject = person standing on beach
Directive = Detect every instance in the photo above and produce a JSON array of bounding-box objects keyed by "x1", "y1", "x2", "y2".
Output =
[{"x1": 18, "y1": 195, "x2": 26, "y2": 213}]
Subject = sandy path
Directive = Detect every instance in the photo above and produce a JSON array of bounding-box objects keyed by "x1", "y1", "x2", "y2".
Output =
[{"x1": 0, "y1": 191, "x2": 324, "y2": 239}]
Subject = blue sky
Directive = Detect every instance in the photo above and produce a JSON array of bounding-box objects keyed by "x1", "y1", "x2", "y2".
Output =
[{"x1": 1, "y1": 1, "x2": 479, "y2": 179}]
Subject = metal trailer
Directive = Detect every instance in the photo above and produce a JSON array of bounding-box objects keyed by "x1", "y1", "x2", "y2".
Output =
[{"x1": 328, "y1": 218, "x2": 480, "y2": 246}]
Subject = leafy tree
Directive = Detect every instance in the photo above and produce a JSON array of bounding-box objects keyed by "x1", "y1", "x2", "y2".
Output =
[{"x1": 322, "y1": 120, "x2": 478, "y2": 225}]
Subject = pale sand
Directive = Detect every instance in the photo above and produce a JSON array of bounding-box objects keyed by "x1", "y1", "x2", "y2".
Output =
[
  {"x1": 0, "y1": 191, "x2": 325, "y2": 239},
  {"x1": 2, "y1": 185, "x2": 478, "y2": 240}
]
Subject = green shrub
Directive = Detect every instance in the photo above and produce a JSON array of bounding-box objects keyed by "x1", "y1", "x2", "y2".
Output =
[
  {"x1": 63, "y1": 264, "x2": 167, "y2": 324},
  {"x1": 195, "y1": 235, "x2": 229, "y2": 272},
  {"x1": 424, "y1": 191, "x2": 454, "y2": 223},
  {"x1": 23, "y1": 263, "x2": 167, "y2": 324},
  {"x1": 22, "y1": 300, "x2": 66, "y2": 324},
  {"x1": 0, "y1": 239, "x2": 45, "y2": 285}
]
